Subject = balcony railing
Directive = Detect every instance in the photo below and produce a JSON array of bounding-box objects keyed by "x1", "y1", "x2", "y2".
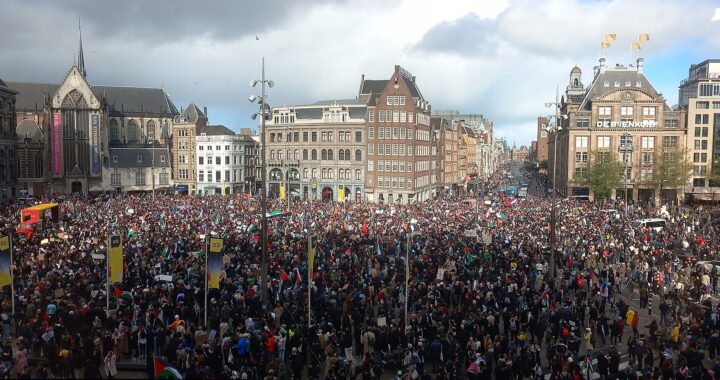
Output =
[{"x1": 680, "y1": 72, "x2": 720, "y2": 86}]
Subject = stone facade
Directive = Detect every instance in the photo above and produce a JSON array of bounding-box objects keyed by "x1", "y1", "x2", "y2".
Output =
[{"x1": 0, "y1": 79, "x2": 19, "y2": 199}]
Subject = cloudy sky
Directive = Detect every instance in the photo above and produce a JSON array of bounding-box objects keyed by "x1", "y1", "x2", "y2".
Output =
[{"x1": 2, "y1": 0, "x2": 720, "y2": 146}]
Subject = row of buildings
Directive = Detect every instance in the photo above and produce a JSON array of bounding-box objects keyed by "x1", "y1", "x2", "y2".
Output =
[
  {"x1": 530, "y1": 56, "x2": 720, "y2": 203},
  {"x1": 0, "y1": 34, "x2": 509, "y2": 203}
]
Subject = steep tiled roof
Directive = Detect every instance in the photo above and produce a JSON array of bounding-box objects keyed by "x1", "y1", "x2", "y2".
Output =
[
  {"x1": 579, "y1": 68, "x2": 667, "y2": 110},
  {"x1": 109, "y1": 146, "x2": 171, "y2": 169},
  {"x1": 198, "y1": 125, "x2": 235, "y2": 136}
]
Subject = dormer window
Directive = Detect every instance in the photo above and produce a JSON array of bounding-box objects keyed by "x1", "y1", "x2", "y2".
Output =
[
  {"x1": 625, "y1": 81, "x2": 631, "y2": 86},
  {"x1": 614, "y1": 81, "x2": 620, "y2": 87},
  {"x1": 603, "y1": 81, "x2": 609, "y2": 87},
  {"x1": 137, "y1": 155, "x2": 143, "y2": 163},
  {"x1": 635, "y1": 81, "x2": 642, "y2": 87}
]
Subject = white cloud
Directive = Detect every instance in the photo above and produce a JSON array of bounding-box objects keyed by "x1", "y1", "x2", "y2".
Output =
[{"x1": 2, "y1": 0, "x2": 720, "y2": 146}]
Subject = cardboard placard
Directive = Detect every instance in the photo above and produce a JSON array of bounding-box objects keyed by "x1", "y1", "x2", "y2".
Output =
[
  {"x1": 436, "y1": 268, "x2": 445, "y2": 281},
  {"x1": 377, "y1": 317, "x2": 387, "y2": 327},
  {"x1": 54, "y1": 289, "x2": 64, "y2": 298}
]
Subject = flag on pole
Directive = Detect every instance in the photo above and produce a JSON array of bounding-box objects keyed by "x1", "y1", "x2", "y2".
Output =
[
  {"x1": 207, "y1": 237, "x2": 224, "y2": 289},
  {"x1": 0, "y1": 235, "x2": 10, "y2": 287},
  {"x1": 295, "y1": 268, "x2": 302, "y2": 285},
  {"x1": 108, "y1": 235, "x2": 123, "y2": 284},
  {"x1": 280, "y1": 270, "x2": 290, "y2": 282},
  {"x1": 604, "y1": 33, "x2": 617, "y2": 43},
  {"x1": 114, "y1": 287, "x2": 123, "y2": 297},
  {"x1": 631, "y1": 41, "x2": 642, "y2": 50},
  {"x1": 638, "y1": 33, "x2": 650, "y2": 42},
  {"x1": 154, "y1": 357, "x2": 183, "y2": 379}
]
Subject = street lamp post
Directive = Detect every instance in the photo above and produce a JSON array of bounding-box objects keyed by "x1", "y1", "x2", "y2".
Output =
[
  {"x1": 544, "y1": 87, "x2": 566, "y2": 280},
  {"x1": 620, "y1": 133, "x2": 634, "y2": 217},
  {"x1": 250, "y1": 58, "x2": 274, "y2": 311}
]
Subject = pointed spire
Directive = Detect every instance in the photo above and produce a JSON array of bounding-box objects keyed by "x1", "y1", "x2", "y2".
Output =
[{"x1": 77, "y1": 17, "x2": 86, "y2": 78}]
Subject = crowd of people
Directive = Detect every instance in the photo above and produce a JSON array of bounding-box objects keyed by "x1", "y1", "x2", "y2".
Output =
[{"x1": 0, "y1": 162, "x2": 718, "y2": 379}]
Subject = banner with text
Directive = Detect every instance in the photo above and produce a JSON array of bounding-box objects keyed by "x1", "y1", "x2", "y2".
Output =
[
  {"x1": 208, "y1": 237, "x2": 224, "y2": 289},
  {"x1": 52, "y1": 113, "x2": 62, "y2": 176},
  {"x1": 90, "y1": 114, "x2": 101, "y2": 176}
]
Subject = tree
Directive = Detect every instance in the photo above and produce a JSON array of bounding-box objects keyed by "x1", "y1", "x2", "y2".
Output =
[
  {"x1": 539, "y1": 160, "x2": 549, "y2": 170},
  {"x1": 653, "y1": 145, "x2": 693, "y2": 203},
  {"x1": 576, "y1": 151, "x2": 624, "y2": 200}
]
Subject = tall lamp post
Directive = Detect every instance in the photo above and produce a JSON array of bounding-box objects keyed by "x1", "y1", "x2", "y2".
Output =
[
  {"x1": 544, "y1": 87, "x2": 567, "y2": 280},
  {"x1": 619, "y1": 133, "x2": 633, "y2": 217},
  {"x1": 250, "y1": 58, "x2": 274, "y2": 310}
]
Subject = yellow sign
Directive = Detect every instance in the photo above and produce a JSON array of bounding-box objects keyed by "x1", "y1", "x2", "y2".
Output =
[
  {"x1": 280, "y1": 184, "x2": 286, "y2": 200},
  {"x1": 108, "y1": 235, "x2": 123, "y2": 284},
  {"x1": 209, "y1": 237, "x2": 224, "y2": 253},
  {"x1": 0, "y1": 236, "x2": 8, "y2": 251},
  {"x1": 338, "y1": 186, "x2": 345, "y2": 203}
]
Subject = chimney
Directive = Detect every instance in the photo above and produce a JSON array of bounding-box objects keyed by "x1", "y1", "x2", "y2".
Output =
[
  {"x1": 599, "y1": 58, "x2": 606, "y2": 74},
  {"x1": 412, "y1": 76, "x2": 416, "y2": 83},
  {"x1": 394, "y1": 64, "x2": 400, "y2": 73},
  {"x1": 636, "y1": 58, "x2": 644, "y2": 74},
  {"x1": 593, "y1": 66, "x2": 599, "y2": 77},
  {"x1": 204, "y1": 106, "x2": 208, "y2": 117}
]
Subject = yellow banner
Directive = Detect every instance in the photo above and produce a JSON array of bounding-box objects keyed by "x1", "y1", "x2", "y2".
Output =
[
  {"x1": 208, "y1": 237, "x2": 224, "y2": 289},
  {"x1": 338, "y1": 186, "x2": 345, "y2": 203},
  {"x1": 280, "y1": 184, "x2": 286, "y2": 200},
  {"x1": 108, "y1": 235, "x2": 123, "y2": 284},
  {"x1": 0, "y1": 235, "x2": 10, "y2": 286}
]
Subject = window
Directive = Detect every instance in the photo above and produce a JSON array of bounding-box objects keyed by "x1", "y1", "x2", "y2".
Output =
[
  {"x1": 697, "y1": 101, "x2": 710, "y2": 109},
  {"x1": 179, "y1": 142, "x2": 188, "y2": 150},
  {"x1": 339, "y1": 149, "x2": 345, "y2": 161},
  {"x1": 328, "y1": 169, "x2": 334, "y2": 179},
  {"x1": 198, "y1": 145, "x2": 203, "y2": 151},
  {"x1": 135, "y1": 171, "x2": 146, "y2": 186},
  {"x1": 328, "y1": 149, "x2": 334, "y2": 160},
  {"x1": 369, "y1": 127, "x2": 374, "y2": 139},
  {"x1": 321, "y1": 149, "x2": 327, "y2": 160},
  {"x1": 641, "y1": 152, "x2": 654, "y2": 165},
  {"x1": 355, "y1": 150, "x2": 362, "y2": 161},
  {"x1": 112, "y1": 155, "x2": 118, "y2": 163},
  {"x1": 399, "y1": 144, "x2": 406, "y2": 156},
  {"x1": 216, "y1": 171, "x2": 221, "y2": 182},
  {"x1": 640, "y1": 168, "x2": 653, "y2": 181},
  {"x1": 311, "y1": 168, "x2": 317, "y2": 178},
  {"x1": 694, "y1": 140, "x2": 708, "y2": 150},
  {"x1": 225, "y1": 170, "x2": 230, "y2": 182},
  {"x1": 386, "y1": 110, "x2": 392, "y2": 122},
  {"x1": 392, "y1": 144, "x2": 398, "y2": 155},
  {"x1": 693, "y1": 153, "x2": 708, "y2": 163},
  {"x1": 400, "y1": 111, "x2": 407, "y2": 123},
  {"x1": 641, "y1": 136, "x2": 655, "y2": 149},
  {"x1": 137, "y1": 155, "x2": 143, "y2": 163},
  {"x1": 294, "y1": 132, "x2": 299, "y2": 142},
  {"x1": 663, "y1": 136, "x2": 678, "y2": 148},
  {"x1": 378, "y1": 127, "x2": 385, "y2": 139},
  {"x1": 355, "y1": 169, "x2": 361, "y2": 180},
  {"x1": 575, "y1": 152, "x2": 588, "y2": 163},
  {"x1": 356, "y1": 131, "x2": 362, "y2": 142},
  {"x1": 597, "y1": 136, "x2": 610, "y2": 148},
  {"x1": 111, "y1": 173, "x2": 121, "y2": 186},
  {"x1": 621, "y1": 106, "x2": 634, "y2": 117},
  {"x1": 693, "y1": 166, "x2": 708, "y2": 176},
  {"x1": 270, "y1": 150, "x2": 276, "y2": 160},
  {"x1": 215, "y1": 157, "x2": 221, "y2": 165},
  {"x1": 159, "y1": 173, "x2": 170, "y2": 185},
  {"x1": 385, "y1": 144, "x2": 392, "y2": 155},
  {"x1": 575, "y1": 136, "x2": 589, "y2": 148},
  {"x1": 378, "y1": 144, "x2": 384, "y2": 155},
  {"x1": 303, "y1": 168, "x2": 309, "y2": 179},
  {"x1": 368, "y1": 160, "x2": 374, "y2": 171},
  {"x1": 392, "y1": 111, "x2": 400, "y2": 123},
  {"x1": 368, "y1": 110, "x2": 375, "y2": 123},
  {"x1": 574, "y1": 167, "x2": 586, "y2": 179},
  {"x1": 311, "y1": 132, "x2": 317, "y2": 142},
  {"x1": 576, "y1": 120, "x2": 589, "y2": 129},
  {"x1": 109, "y1": 119, "x2": 120, "y2": 141},
  {"x1": 379, "y1": 160, "x2": 385, "y2": 171},
  {"x1": 408, "y1": 112, "x2": 413, "y2": 124},
  {"x1": 379, "y1": 110, "x2": 385, "y2": 123},
  {"x1": 179, "y1": 155, "x2": 187, "y2": 164},
  {"x1": 199, "y1": 171, "x2": 204, "y2": 182},
  {"x1": 598, "y1": 107, "x2": 612, "y2": 116},
  {"x1": 368, "y1": 144, "x2": 374, "y2": 155},
  {"x1": 225, "y1": 156, "x2": 230, "y2": 165},
  {"x1": 303, "y1": 132, "x2": 308, "y2": 142},
  {"x1": 311, "y1": 149, "x2": 317, "y2": 160},
  {"x1": 303, "y1": 149, "x2": 308, "y2": 160},
  {"x1": 665, "y1": 119, "x2": 678, "y2": 128},
  {"x1": 642, "y1": 107, "x2": 656, "y2": 118},
  {"x1": 693, "y1": 178, "x2": 706, "y2": 187}
]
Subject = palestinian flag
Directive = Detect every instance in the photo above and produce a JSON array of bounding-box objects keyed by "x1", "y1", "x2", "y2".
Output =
[{"x1": 154, "y1": 357, "x2": 183, "y2": 379}]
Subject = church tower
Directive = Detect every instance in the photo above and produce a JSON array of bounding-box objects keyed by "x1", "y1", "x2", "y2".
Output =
[{"x1": 567, "y1": 66, "x2": 584, "y2": 97}]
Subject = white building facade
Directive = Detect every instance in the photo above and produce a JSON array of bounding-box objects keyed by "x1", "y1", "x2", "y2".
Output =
[{"x1": 195, "y1": 125, "x2": 255, "y2": 195}]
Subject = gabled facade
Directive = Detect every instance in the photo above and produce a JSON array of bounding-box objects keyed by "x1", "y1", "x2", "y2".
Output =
[
  {"x1": 172, "y1": 103, "x2": 208, "y2": 194},
  {"x1": 360, "y1": 65, "x2": 437, "y2": 203}
]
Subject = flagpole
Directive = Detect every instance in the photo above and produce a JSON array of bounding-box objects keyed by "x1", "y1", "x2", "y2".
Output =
[
  {"x1": 404, "y1": 231, "x2": 410, "y2": 334},
  {"x1": 204, "y1": 234, "x2": 208, "y2": 327},
  {"x1": 307, "y1": 232, "x2": 312, "y2": 328},
  {"x1": 106, "y1": 235, "x2": 110, "y2": 312},
  {"x1": 9, "y1": 232, "x2": 14, "y2": 333}
]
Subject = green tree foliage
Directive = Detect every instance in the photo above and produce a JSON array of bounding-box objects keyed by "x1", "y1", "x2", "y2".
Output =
[
  {"x1": 654, "y1": 145, "x2": 693, "y2": 191},
  {"x1": 577, "y1": 151, "x2": 624, "y2": 200}
]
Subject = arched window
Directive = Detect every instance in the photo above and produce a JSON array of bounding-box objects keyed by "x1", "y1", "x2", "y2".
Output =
[
  {"x1": 573, "y1": 78, "x2": 579, "y2": 86},
  {"x1": 109, "y1": 119, "x2": 120, "y2": 142},
  {"x1": 355, "y1": 150, "x2": 362, "y2": 161},
  {"x1": 345, "y1": 149, "x2": 351, "y2": 161},
  {"x1": 311, "y1": 168, "x2": 317, "y2": 178},
  {"x1": 127, "y1": 120, "x2": 139, "y2": 142},
  {"x1": 270, "y1": 150, "x2": 276, "y2": 160},
  {"x1": 338, "y1": 150, "x2": 345, "y2": 161},
  {"x1": 278, "y1": 150, "x2": 283, "y2": 160},
  {"x1": 355, "y1": 169, "x2": 361, "y2": 180},
  {"x1": 321, "y1": 149, "x2": 327, "y2": 160},
  {"x1": 303, "y1": 168, "x2": 309, "y2": 179},
  {"x1": 311, "y1": 149, "x2": 317, "y2": 160},
  {"x1": 338, "y1": 170, "x2": 344, "y2": 180},
  {"x1": 322, "y1": 168, "x2": 327, "y2": 179},
  {"x1": 328, "y1": 168, "x2": 334, "y2": 179},
  {"x1": 294, "y1": 149, "x2": 299, "y2": 160},
  {"x1": 286, "y1": 150, "x2": 291, "y2": 160},
  {"x1": 328, "y1": 149, "x2": 334, "y2": 160},
  {"x1": 146, "y1": 120, "x2": 157, "y2": 140},
  {"x1": 303, "y1": 149, "x2": 308, "y2": 160}
]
